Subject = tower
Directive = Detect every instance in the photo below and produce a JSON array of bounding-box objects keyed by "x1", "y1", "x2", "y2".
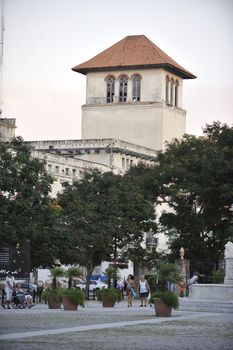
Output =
[{"x1": 72, "y1": 35, "x2": 196, "y2": 151}]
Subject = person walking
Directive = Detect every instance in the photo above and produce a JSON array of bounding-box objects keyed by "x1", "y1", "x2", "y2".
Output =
[
  {"x1": 2, "y1": 271, "x2": 15, "y2": 309},
  {"x1": 139, "y1": 274, "x2": 150, "y2": 307},
  {"x1": 126, "y1": 274, "x2": 135, "y2": 307}
]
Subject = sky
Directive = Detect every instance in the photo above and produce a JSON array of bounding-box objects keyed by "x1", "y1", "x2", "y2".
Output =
[{"x1": 1, "y1": 0, "x2": 233, "y2": 141}]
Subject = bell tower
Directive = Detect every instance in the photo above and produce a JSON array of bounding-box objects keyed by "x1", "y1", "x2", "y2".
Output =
[{"x1": 72, "y1": 35, "x2": 196, "y2": 151}]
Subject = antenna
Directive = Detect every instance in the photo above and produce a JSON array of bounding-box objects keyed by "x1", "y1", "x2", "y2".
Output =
[{"x1": 0, "y1": 0, "x2": 5, "y2": 115}]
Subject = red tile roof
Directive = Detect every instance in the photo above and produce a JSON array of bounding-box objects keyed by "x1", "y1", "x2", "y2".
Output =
[{"x1": 72, "y1": 35, "x2": 196, "y2": 79}]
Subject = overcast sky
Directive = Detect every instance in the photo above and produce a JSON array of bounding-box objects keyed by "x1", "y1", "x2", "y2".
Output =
[{"x1": 1, "y1": 0, "x2": 233, "y2": 141}]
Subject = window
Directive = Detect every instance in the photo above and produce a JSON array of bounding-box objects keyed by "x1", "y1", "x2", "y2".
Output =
[
  {"x1": 119, "y1": 76, "x2": 128, "y2": 102},
  {"x1": 55, "y1": 166, "x2": 59, "y2": 174},
  {"x1": 175, "y1": 80, "x2": 179, "y2": 107},
  {"x1": 132, "y1": 75, "x2": 141, "y2": 101},
  {"x1": 126, "y1": 159, "x2": 129, "y2": 169},
  {"x1": 106, "y1": 76, "x2": 115, "y2": 103},
  {"x1": 166, "y1": 76, "x2": 170, "y2": 103},
  {"x1": 65, "y1": 168, "x2": 70, "y2": 176},
  {"x1": 122, "y1": 157, "x2": 125, "y2": 169},
  {"x1": 72, "y1": 169, "x2": 76, "y2": 178},
  {"x1": 170, "y1": 78, "x2": 174, "y2": 106},
  {"x1": 166, "y1": 76, "x2": 179, "y2": 107}
]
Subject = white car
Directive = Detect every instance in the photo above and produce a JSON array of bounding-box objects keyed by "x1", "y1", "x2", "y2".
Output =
[{"x1": 76, "y1": 280, "x2": 107, "y2": 291}]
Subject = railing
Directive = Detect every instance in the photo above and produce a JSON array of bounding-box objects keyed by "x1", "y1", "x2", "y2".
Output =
[{"x1": 87, "y1": 95, "x2": 162, "y2": 105}]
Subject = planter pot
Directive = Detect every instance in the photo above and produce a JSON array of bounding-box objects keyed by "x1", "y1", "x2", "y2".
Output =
[
  {"x1": 102, "y1": 295, "x2": 115, "y2": 307},
  {"x1": 47, "y1": 296, "x2": 62, "y2": 309},
  {"x1": 153, "y1": 298, "x2": 172, "y2": 317},
  {"x1": 62, "y1": 295, "x2": 78, "y2": 311}
]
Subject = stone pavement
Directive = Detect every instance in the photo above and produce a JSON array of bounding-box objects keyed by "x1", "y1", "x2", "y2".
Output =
[{"x1": 0, "y1": 299, "x2": 233, "y2": 350}]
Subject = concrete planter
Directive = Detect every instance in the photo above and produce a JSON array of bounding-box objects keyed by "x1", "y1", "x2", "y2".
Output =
[
  {"x1": 47, "y1": 296, "x2": 62, "y2": 309},
  {"x1": 153, "y1": 298, "x2": 172, "y2": 317},
  {"x1": 62, "y1": 295, "x2": 78, "y2": 311},
  {"x1": 102, "y1": 295, "x2": 115, "y2": 307}
]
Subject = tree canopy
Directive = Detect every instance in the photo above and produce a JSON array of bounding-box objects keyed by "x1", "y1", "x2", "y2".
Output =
[
  {"x1": 0, "y1": 137, "x2": 73, "y2": 269},
  {"x1": 57, "y1": 169, "x2": 156, "y2": 286},
  {"x1": 152, "y1": 122, "x2": 233, "y2": 264}
]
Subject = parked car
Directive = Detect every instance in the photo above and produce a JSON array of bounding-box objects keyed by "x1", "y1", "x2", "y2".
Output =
[{"x1": 76, "y1": 280, "x2": 107, "y2": 291}]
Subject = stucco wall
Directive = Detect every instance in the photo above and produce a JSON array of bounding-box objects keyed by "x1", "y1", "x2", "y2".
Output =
[
  {"x1": 83, "y1": 68, "x2": 185, "y2": 151},
  {"x1": 82, "y1": 102, "x2": 186, "y2": 151}
]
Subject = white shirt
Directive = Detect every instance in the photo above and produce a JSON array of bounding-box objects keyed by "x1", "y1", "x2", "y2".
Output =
[
  {"x1": 187, "y1": 275, "x2": 198, "y2": 286},
  {"x1": 139, "y1": 280, "x2": 148, "y2": 293},
  {"x1": 5, "y1": 276, "x2": 15, "y2": 291}
]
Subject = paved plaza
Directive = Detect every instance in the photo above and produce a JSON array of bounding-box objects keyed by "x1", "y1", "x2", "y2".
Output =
[{"x1": 0, "y1": 300, "x2": 233, "y2": 350}]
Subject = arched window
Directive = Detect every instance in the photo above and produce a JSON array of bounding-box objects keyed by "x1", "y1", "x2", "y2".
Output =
[
  {"x1": 119, "y1": 76, "x2": 128, "y2": 102},
  {"x1": 106, "y1": 76, "x2": 115, "y2": 103},
  {"x1": 175, "y1": 80, "x2": 179, "y2": 107},
  {"x1": 132, "y1": 74, "x2": 141, "y2": 101},
  {"x1": 170, "y1": 78, "x2": 174, "y2": 106},
  {"x1": 166, "y1": 76, "x2": 170, "y2": 103}
]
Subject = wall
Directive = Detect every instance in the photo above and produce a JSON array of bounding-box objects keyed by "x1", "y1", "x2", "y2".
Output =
[{"x1": 82, "y1": 68, "x2": 185, "y2": 151}]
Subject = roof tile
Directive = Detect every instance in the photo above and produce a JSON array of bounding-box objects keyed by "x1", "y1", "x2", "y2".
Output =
[{"x1": 72, "y1": 35, "x2": 196, "y2": 79}]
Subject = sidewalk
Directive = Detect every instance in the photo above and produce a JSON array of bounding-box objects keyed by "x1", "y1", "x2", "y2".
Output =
[{"x1": 0, "y1": 300, "x2": 232, "y2": 350}]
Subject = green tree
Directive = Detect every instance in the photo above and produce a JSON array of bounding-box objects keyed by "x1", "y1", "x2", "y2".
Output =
[
  {"x1": 0, "y1": 137, "x2": 53, "y2": 241},
  {"x1": 58, "y1": 168, "x2": 156, "y2": 294},
  {"x1": 153, "y1": 122, "x2": 233, "y2": 264},
  {"x1": 0, "y1": 137, "x2": 73, "y2": 269}
]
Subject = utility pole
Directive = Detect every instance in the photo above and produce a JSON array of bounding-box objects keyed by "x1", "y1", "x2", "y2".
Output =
[{"x1": 0, "y1": 0, "x2": 5, "y2": 115}]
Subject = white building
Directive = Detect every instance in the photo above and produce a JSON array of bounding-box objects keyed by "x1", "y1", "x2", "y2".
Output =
[
  {"x1": 28, "y1": 35, "x2": 195, "y2": 197},
  {"x1": 73, "y1": 35, "x2": 196, "y2": 151},
  {"x1": 0, "y1": 118, "x2": 16, "y2": 142}
]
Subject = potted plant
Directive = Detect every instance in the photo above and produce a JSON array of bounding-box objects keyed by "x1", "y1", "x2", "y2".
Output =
[
  {"x1": 61, "y1": 288, "x2": 85, "y2": 311},
  {"x1": 42, "y1": 288, "x2": 63, "y2": 309},
  {"x1": 42, "y1": 267, "x2": 65, "y2": 309},
  {"x1": 96, "y1": 287, "x2": 122, "y2": 307},
  {"x1": 149, "y1": 291, "x2": 179, "y2": 317}
]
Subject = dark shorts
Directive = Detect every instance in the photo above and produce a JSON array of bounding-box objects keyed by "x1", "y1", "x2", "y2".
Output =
[{"x1": 139, "y1": 292, "x2": 149, "y2": 298}]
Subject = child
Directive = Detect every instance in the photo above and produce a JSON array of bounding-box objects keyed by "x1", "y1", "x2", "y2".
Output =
[{"x1": 179, "y1": 278, "x2": 186, "y2": 297}]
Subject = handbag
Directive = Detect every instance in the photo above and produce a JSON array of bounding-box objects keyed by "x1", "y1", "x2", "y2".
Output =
[{"x1": 130, "y1": 288, "x2": 138, "y2": 298}]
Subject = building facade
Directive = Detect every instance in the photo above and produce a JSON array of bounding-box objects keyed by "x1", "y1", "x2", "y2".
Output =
[{"x1": 73, "y1": 35, "x2": 196, "y2": 151}]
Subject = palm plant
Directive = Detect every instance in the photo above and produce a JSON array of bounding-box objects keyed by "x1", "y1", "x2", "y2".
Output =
[
  {"x1": 64, "y1": 266, "x2": 83, "y2": 289},
  {"x1": 159, "y1": 263, "x2": 179, "y2": 291},
  {"x1": 104, "y1": 266, "x2": 121, "y2": 288},
  {"x1": 50, "y1": 267, "x2": 65, "y2": 289}
]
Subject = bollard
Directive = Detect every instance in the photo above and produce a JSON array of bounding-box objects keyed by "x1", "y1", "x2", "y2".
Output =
[{"x1": 33, "y1": 289, "x2": 36, "y2": 303}]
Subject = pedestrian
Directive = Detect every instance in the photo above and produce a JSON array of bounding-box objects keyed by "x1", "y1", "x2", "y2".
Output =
[
  {"x1": 126, "y1": 274, "x2": 135, "y2": 307},
  {"x1": 1, "y1": 271, "x2": 16, "y2": 309},
  {"x1": 179, "y1": 278, "x2": 186, "y2": 297},
  {"x1": 186, "y1": 273, "x2": 199, "y2": 296},
  {"x1": 139, "y1": 274, "x2": 150, "y2": 307},
  {"x1": 15, "y1": 282, "x2": 33, "y2": 307}
]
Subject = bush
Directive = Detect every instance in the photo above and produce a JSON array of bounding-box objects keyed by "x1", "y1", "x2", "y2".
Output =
[
  {"x1": 212, "y1": 270, "x2": 225, "y2": 284},
  {"x1": 96, "y1": 288, "x2": 122, "y2": 303},
  {"x1": 62, "y1": 288, "x2": 85, "y2": 306},
  {"x1": 42, "y1": 288, "x2": 63, "y2": 303},
  {"x1": 149, "y1": 291, "x2": 179, "y2": 309}
]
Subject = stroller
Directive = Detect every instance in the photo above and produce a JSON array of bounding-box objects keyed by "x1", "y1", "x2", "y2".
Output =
[{"x1": 12, "y1": 292, "x2": 33, "y2": 309}]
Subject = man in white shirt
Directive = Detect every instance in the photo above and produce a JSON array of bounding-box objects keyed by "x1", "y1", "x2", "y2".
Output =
[{"x1": 2, "y1": 271, "x2": 16, "y2": 309}]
